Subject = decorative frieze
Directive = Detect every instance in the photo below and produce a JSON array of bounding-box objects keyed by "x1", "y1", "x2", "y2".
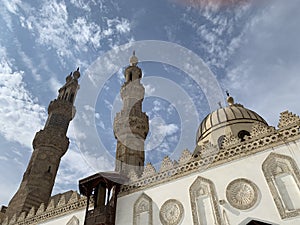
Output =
[
  {"x1": 120, "y1": 112, "x2": 300, "y2": 195},
  {"x1": 4, "y1": 191, "x2": 87, "y2": 225}
]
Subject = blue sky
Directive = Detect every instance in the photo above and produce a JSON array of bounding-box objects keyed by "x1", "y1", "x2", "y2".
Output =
[{"x1": 1, "y1": 0, "x2": 300, "y2": 206}]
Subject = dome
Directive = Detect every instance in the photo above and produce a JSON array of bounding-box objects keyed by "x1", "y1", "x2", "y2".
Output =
[{"x1": 196, "y1": 100, "x2": 268, "y2": 147}]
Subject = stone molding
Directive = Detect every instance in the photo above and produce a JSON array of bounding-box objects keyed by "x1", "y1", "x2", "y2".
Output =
[
  {"x1": 2, "y1": 191, "x2": 87, "y2": 225},
  {"x1": 262, "y1": 152, "x2": 300, "y2": 219},
  {"x1": 32, "y1": 129, "x2": 69, "y2": 153},
  {"x1": 159, "y1": 199, "x2": 184, "y2": 225},
  {"x1": 226, "y1": 178, "x2": 259, "y2": 210},
  {"x1": 133, "y1": 193, "x2": 153, "y2": 225},
  {"x1": 189, "y1": 176, "x2": 222, "y2": 225},
  {"x1": 120, "y1": 111, "x2": 300, "y2": 196}
]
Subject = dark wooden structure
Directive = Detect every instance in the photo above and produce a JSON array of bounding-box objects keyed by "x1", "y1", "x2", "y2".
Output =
[{"x1": 79, "y1": 172, "x2": 127, "y2": 225}]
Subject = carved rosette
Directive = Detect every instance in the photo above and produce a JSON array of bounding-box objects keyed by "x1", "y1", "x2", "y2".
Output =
[
  {"x1": 226, "y1": 178, "x2": 259, "y2": 210},
  {"x1": 159, "y1": 199, "x2": 184, "y2": 225}
]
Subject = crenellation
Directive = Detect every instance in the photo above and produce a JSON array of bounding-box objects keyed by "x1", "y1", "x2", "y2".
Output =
[
  {"x1": 36, "y1": 203, "x2": 45, "y2": 215},
  {"x1": 178, "y1": 149, "x2": 192, "y2": 164},
  {"x1": 142, "y1": 163, "x2": 156, "y2": 178},
  {"x1": 26, "y1": 207, "x2": 35, "y2": 219},
  {"x1": 159, "y1": 156, "x2": 173, "y2": 172},
  {"x1": 278, "y1": 111, "x2": 300, "y2": 129},
  {"x1": 120, "y1": 113, "x2": 300, "y2": 195}
]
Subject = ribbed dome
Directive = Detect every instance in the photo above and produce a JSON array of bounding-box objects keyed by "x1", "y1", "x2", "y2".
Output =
[{"x1": 196, "y1": 103, "x2": 268, "y2": 145}]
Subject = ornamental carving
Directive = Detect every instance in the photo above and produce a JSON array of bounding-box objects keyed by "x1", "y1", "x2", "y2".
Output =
[
  {"x1": 189, "y1": 176, "x2": 222, "y2": 225},
  {"x1": 142, "y1": 163, "x2": 156, "y2": 178},
  {"x1": 278, "y1": 111, "x2": 300, "y2": 129},
  {"x1": 250, "y1": 122, "x2": 275, "y2": 139},
  {"x1": 226, "y1": 178, "x2": 259, "y2": 210},
  {"x1": 222, "y1": 133, "x2": 240, "y2": 148},
  {"x1": 133, "y1": 193, "x2": 153, "y2": 225},
  {"x1": 160, "y1": 156, "x2": 173, "y2": 172},
  {"x1": 159, "y1": 199, "x2": 184, "y2": 225},
  {"x1": 178, "y1": 149, "x2": 192, "y2": 164},
  {"x1": 262, "y1": 153, "x2": 300, "y2": 219}
]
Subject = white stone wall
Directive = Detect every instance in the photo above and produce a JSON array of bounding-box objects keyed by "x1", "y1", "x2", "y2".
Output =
[
  {"x1": 116, "y1": 140, "x2": 300, "y2": 225},
  {"x1": 39, "y1": 209, "x2": 85, "y2": 225}
]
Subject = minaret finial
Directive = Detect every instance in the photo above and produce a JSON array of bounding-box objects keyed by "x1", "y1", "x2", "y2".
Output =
[
  {"x1": 130, "y1": 50, "x2": 138, "y2": 66},
  {"x1": 226, "y1": 90, "x2": 234, "y2": 106}
]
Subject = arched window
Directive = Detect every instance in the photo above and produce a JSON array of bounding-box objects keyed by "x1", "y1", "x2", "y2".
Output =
[
  {"x1": 217, "y1": 135, "x2": 225, "y2": 149},
  {"x1": 238, "y1": 130, "x2": 250, "y2": 141},
  {"x1": 189, "y1": 176, "x2": 221, "y2": 225},
  {"x1": 133, "y1": 193, "x2": 153, "y2": 225},
  {"x1": 262, "y1": 153, "x2": 300, "y2": 219},
  {"x1": 69, "y1": 93, "x2": 74, "y2": 103}
]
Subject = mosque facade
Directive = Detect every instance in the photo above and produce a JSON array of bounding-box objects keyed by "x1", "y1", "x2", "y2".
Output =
[{"x1": 1, "y1": 54, "x2": 300, "y2": 225}]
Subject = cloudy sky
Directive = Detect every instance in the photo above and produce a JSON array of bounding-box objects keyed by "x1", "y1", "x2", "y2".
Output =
[{"x1": 0, "y1": 0, "x2": 300, "y2": 205}]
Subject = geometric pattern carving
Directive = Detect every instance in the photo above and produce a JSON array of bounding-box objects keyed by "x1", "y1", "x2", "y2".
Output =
[
  {"x1": 142, "y1": 163, "x2": 156, "y2": 178},
  {"x1": 226, "y1": 178, "x2": 259, "y2": 210},
  {"x1": 198, "y1": 141, "x2": 219, "y2": 158},
  {"x1": 189, "y1": 176, "x2": 221, "y2": 225},
  {"x1": 278, "y1": 111, "x2": 300, "y2": 129},
  {"x1": 159, "y1": 199, "x2": 184, "y2": 225},
  {"x1": 222, "y1": 133, "x2": 240, "y2": 148},
  {"x1": 250, "y1": 122, "x2": 276, "y2": 139},
  {"x1": 178, "y1": 149, "x2": 192, "y2": 164},
  {"x1": 160, "y1": 156, "x2": 173, "y2": 172},
  {"x1": 133, "y1": 193, "x2": 153, "y2": 225},
  {"x1": 262, "y1": 153, "x2": 300, "y2": 219}
]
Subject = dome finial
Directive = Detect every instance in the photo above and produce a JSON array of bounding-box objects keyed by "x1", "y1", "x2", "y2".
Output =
[
  {"x1": 130, "y1": 50, "x2": 138, "y2": 66},
  {"x1": 226, "y1": 90, "x2": 234, "y2": 106}
]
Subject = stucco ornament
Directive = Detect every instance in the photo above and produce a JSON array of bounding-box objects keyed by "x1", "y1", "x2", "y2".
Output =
[
  {"x1": 159, "y1": 199, "x2": 184, "y2": 225},
  {"x1": 226, "y1": 178, "x2": 259, "y2": 210}
]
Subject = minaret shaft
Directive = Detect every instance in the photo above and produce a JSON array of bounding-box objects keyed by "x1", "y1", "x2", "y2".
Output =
[
  {"x1": 114, "y1": 53, "x2": 149, "y2": 176},
  {"x1": 5, "y1": 69, "x2": 80, "y2": 219}
]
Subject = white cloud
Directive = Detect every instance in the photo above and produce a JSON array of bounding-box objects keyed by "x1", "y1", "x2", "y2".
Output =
[
  {"x1": 0, "y1": 47, "x2": 46, "y2": 148},
  {"x1": 223, "y1": 0, "x2": 300, "y2": 126}
]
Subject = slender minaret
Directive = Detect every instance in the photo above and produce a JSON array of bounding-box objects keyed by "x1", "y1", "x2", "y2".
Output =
[
  {"x1": 113, "y1": 52, "x2": 149, "y2": 176},
  {"x1": 5, "y1": 69, "x2": 80, "y2": 219}
]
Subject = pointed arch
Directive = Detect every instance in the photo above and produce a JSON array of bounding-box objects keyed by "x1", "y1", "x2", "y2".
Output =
[
  {"x1": 133, "y1": 193, "x2": 153, "y2": 225},
  {"x1": 66, "y1": 215, "x2": 79, "y2": 225},
  {"x1": 262, "y1": 152, "x2": 300, "y2": 219},
  {"x1": 189, "y1": 176, "x2": 222, "y2": 225}
]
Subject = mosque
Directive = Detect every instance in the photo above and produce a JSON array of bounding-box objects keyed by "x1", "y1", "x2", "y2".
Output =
[{"x1": 1, "y1": 53, "x2": 300, "y2": 225}]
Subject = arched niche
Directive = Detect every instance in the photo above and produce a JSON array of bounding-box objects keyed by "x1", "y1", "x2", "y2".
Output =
[
  {"x1": 133, "y1": 193, "x2": 153, "y2": 225},
  {"x1": 189, "y1": 176, "x2": 222, "y2": 225},
  {"x1": 262, "y1": 152, "x2": 300, "y2": 219}
]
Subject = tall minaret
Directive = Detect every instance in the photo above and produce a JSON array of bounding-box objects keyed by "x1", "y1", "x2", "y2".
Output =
[
  {"x1": 113, "y1": 52, "x2": 149, "y2": 176},
  {"x1": 5, "y1": 69, "x2": 80, "y2": 219}
]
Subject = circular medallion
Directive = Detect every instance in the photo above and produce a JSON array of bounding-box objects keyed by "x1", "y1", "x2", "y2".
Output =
[
  {"x1": 226, "y1": 178, "x2": 259, "y2": 210},
  {"x1": 159, "y1": 199, "x2": 184, "y2": 225}
]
